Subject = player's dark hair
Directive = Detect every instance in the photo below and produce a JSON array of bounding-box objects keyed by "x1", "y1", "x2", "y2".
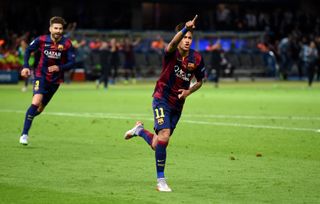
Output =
[
  {"x1": 175, "y1": 23, "x2": 185, "y2": 32},
  {"x1": 175, "y1": 22, "x2": 193, "y2": 34},
  {"x1": 50, "y1": 16, "x2": 67, "y2": 26}
]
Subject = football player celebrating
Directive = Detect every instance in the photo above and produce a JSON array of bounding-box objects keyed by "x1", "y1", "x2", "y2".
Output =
[{"x1": 124, "y1": 15, "x2": 205, "y2": 192}]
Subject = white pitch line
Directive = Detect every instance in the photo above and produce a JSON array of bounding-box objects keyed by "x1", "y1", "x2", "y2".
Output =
[
  {"x1": 183, "y1": 114, "x2": 320, "y2": 121},
  {"x1": 2, "y1": 109, "x2": 319, "y2": 121},
  {"x1": 1, "y1": 109, "x2": 319, "y2": 133},
  {"x1": 181, "y1": 120, "x2": 319, "y2": 133}
]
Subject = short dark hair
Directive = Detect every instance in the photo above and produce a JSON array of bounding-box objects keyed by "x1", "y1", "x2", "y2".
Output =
[
  {"x1": 175, "y1": 22, "x2": 193, "y2": 33},
  {"x1": 175, "y1": 23, "x2": 185, "y2": 32},
  {"x1": 50, "y1": 16, "x2": 67, "y2": 26}
]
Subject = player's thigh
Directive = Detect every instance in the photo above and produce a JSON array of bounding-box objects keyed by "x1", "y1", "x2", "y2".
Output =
[
  {"x1": 32, "y1": 78, "x2": 45, "y2": 106},
  {"x1": 157, "y1": 128, "x2": 171, "y2": 142},
  {"x1": 31, "y1": 94, "x2": 43, "y2": 106},
  {"x1": 42, "y1": 84, "x2": 60, "y2": 106},
  {"x1": 32, "y1": 78, "x2": 45, "y2": 94},
  {"x1": 152, "y1": 98, "x2": 172, "y2": 134},
  {"x1": 169, "y1": 110, "x2": 182, "y2": 135}
]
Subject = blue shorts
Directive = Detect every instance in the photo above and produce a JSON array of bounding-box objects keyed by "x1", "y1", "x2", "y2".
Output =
[
  {"x1": 33, "y1": 78, "x2": 60, "y2": 106},
  {"x1": 152, "y1": 97, "x2": 182, "y2": 136}
]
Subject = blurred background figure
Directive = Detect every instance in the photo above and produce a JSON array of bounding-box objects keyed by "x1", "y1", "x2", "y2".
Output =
[
  {"x1": 314, "y1": 35, "x2": 320, "y2": 81},
  {"x1": 206, "y1": 39, "x2": 223, "y2": 87},
  {"x1": 121, "y1": 35, "x2": 141, "y2": 84},
  {"x1": 96, "y1": 36, "x2": 110, "y2": 89},
  {"x1": 109, "y1": 38, "x2": 121, "y2": 84},
  {"x1": 257, "y1": 42, "x2": 278, "y2": 78},
  {"x1": 64, "y1": 22, "x2": 78, "y2": 84},
  {"x1": 277, "y1": 35, "x2": 295, "y2": 80},
  {"x1": 151, "y1": 35, "x2": 167, "y2": 62},
  {"x1": 18, "y1": 39, "x2": 35, "y2": 92},
  {"x1": 300, "y1": 39, "x2": 318, "y2": 87}
]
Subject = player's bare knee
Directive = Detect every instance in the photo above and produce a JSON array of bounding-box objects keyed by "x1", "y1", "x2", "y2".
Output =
[
  {"x1": 151, "y1": 135, "x2": 158, "y2": 150},
  {"x1": 31, "y1": 99, "x2": 41, "y2": 106},
  {"x1": 37, "y1": 104, "x2": 45, "y2": 113},
  {"x1": 157, "y1": 129, "x2": 170, "y2": 142},
  {"x1": 31, "y1": 94, "x2": 43, "y2": 106}
]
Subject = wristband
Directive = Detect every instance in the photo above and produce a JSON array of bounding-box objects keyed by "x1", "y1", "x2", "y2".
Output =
[{"x1": 181, "y1": 26, "x2": 188, "y2": 35}]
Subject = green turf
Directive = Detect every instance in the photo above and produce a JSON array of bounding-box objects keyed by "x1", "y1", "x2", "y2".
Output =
[{"x1": 1, "y1": 80, "x2": 320, "y2": 203}]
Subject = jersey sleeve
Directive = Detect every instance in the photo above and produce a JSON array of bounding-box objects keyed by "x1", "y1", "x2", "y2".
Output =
[
  {"x1": 23, "y1": 37, "x2": 40, "y2": 68},
  {"x1": 59, "y1": 41, "x2": 76, "y2": 71},
  {"x1": 163, "y1": 48, "x2": 175, "y2": 60},
  {"x1": 194, "y1": 56, "x2": 206, "y2": 81}
]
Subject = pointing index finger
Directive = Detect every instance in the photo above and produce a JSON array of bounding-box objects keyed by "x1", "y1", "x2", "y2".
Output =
[{"x1": 192, "y1": 15, "x2": 198, "y2": 23}]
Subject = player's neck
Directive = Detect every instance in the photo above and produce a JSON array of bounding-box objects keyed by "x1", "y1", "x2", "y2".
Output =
[
  {"x1": 178, "y1": 48, "x2": 189, "y2": 58},
  {"x1": 50, "y1": 35, "x2": 62, "y2": 43}
]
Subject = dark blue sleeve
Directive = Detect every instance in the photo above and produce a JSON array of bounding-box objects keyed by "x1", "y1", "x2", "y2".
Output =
[
  {"x1": 195, "y1": 57, "x2": 206, "y2": 81},
  {"x1": 59, "y1": 44, "x2": 76, "y2": 71},
  {"x1": 23, "y1": 38, "x2": 40, "y2": 68}
]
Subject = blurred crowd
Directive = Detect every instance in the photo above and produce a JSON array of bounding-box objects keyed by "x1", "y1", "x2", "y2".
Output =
[{"x1": 1, "y1": 3, "x2": 320, "y2": 85}]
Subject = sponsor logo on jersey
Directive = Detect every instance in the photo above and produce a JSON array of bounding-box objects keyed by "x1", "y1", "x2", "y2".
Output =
[
  {"x1": 174, "y1": 65, "x2": 191, "y2": 81},
  {"x1": 44, "y1": 44, "x2": 51, "y2": 47},
  {"x1": 44, "y1": 50, "x2": 61, "y2": 59}
]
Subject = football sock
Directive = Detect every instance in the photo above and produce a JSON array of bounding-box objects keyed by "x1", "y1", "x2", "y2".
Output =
[
  {"x1": 22, "y1": 104, "x2": 39, "y2": 135},
  {"x1": 34, "y1": 110, "x2": 41, "y2": 116},
  {"x1": 138, "y1": 129, "x2": 154, "y2": 146},
  {"x1": 155, "y1": 140, "x2": 168, "y2": 178}
]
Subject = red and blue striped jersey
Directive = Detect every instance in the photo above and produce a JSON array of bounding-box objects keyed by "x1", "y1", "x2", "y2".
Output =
[
  {"x1": 23, "y1": 35, "x2": 75, "y2": 84},
  {"x1": 152, "y1": 49, "x2": 205, "y2": 110}
]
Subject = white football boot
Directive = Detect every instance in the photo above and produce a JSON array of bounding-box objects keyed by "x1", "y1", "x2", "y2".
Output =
[
  {"x1": 19, "y1": 134, "x2": 28, "y2": 145},
  {"x1": 156, "y1": 178, "x2": 172, "y2": 192},
  {"x1": 124, "y1": 121, "x2": 143, "y2": 140}
]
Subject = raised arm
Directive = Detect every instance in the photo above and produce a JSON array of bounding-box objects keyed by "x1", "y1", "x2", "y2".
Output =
[{"x1": 166, "y1": 15, "x2": 198, "y2": 53}]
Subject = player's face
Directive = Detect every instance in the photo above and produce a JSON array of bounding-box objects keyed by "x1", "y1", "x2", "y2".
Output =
[
  {"x1": 49, "y1": 23, "x2": 64, "y2": 41},
  {"x1": 178, "y1": 31, "x2": 193, "y2": 51}
]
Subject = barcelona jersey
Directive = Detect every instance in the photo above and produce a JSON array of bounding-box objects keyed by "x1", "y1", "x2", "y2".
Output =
[
  {"x1": 23, "y1": 35, "x2": 75, "y2": 84},
  {"x1": 152, "y1": 49, "x2": 205, "y2": 110}
]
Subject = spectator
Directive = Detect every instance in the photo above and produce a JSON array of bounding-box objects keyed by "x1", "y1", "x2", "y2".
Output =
[
  {"x1": 109, "y1": 38, "x2": 121, "y2": 84},
  {"x1": 121, "y1": 36, "x2": 141, "y2": 84},
  {"x1": 96, "y1": 36, "x2": 110, "y2": 89},
  {"x1": 216, "y1": 4, "x2": 231, "y2": 30},
  {"x1": 206, "y1": 39, "x2": 223, "y2": 87},
  {"x1": 18, "y1": 39, "x2": 35, "y2": 91},
  {"x1": 300, "y1": 39, "x2": 318, "y2": 86},
  {"x1": 257, "y1": 42, "x2": 278, "y2": 77}
]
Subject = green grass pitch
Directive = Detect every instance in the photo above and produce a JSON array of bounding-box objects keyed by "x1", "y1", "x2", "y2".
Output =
[{"x1": 0, "y1": 80, "x2": 320, "y2": 203}]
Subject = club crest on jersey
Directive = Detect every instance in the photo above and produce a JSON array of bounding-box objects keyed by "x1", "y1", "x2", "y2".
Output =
[
  {"x1": 44, "y1": 50, "x2": 61, "y2": 59},
  {"x1": 58, "y1": 44, "x2": 64, "y2": 51},
  {"x1": 187, "y1": 62, "x2": 196, "y2": 71},
  {"x1": 157, "y1": 118, "x2": 164, "y2": 125}
]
